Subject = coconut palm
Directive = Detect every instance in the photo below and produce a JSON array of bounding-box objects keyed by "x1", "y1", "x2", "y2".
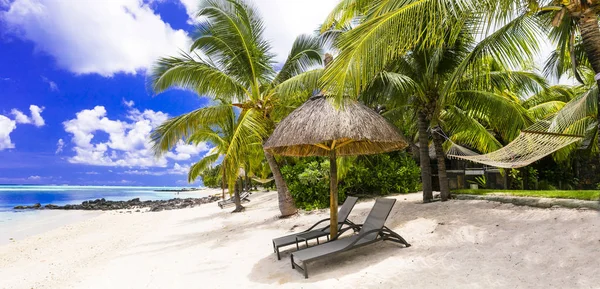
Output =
[
  {"x1": 322, "y1": 0, "x2": 600, "y2": 164},
  {"x1": 149, "y1": 0, "x2": 324, "y2": 217},
  {"x1": 151, "y1": 100, "x2": 266, "y2": 212},
  {"x1": 356, "y1": 27, "x2": 546, "y2": 201},
  {"x1": 322, "y1": 0, "x2": 544, "y2": 201},
  {"x1": 319, "y1": 1, "x2": 543, "y2": 202}
]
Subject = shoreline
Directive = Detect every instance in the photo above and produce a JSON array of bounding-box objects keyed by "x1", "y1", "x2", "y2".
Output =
[{"x1": 0, "y1": 210, "x2": 102, "y2": 246}]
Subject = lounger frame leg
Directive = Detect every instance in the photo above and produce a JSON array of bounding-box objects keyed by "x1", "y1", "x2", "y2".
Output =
[
  {"x1": 274, "y1": 241, "x2": 281, "y2": 260},
  {"x1": 381, "y1": 226, "x2": 411, "y2": 247},
  {"x1": 291, "y1": 255, "x2": 309, "y2": 278}
]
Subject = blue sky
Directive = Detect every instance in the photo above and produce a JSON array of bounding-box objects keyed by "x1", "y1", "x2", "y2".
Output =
[{"x1": 0, "y1": 0, "x2": 338, "y2": 186}]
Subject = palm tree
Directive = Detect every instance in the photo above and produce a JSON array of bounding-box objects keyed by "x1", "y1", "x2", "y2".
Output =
[
  {"x1": 358, "y1": 29, "x2": 545, "y2": 201},
  {"x1": 321, "y1": 0, "x2": 600, "y2": 164},
  {"x1": 150, "y1": 0, "x2": 324, "y2": 217},
  {"x1": 151, "y1": 100, "x2": 266, "y2": 212},
  {"x1": 509, "y1": 1, "x2": 600, "y2": 150},
  {"x1": 321, "y1": 2, "x2": 543, "y2": 201}
]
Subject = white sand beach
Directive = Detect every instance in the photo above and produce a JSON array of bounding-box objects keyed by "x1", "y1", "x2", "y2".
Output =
[{"x1": 1, "y1": 190, "x2": 599, "y2": 289}]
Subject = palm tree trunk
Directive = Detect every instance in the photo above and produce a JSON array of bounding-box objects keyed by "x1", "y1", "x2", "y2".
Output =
[
  {"x1": 264, "y1": 150, "x2": 298, "y2": 217},
  {"x1": 221, "y1": 164, "x2": 226, "y2": 200},
  {"x1": 432, "y1": 131, "x2": 450, "y2": 201},
  {"x1": 233, "y1": 177, "x2": 245, "y2": 212},
  {"x1": 417, "y1": 111, "x2": 433, "y2": 202},
  {"x1": 576, "y1": 7, "x2": 600, "y2": 158}
]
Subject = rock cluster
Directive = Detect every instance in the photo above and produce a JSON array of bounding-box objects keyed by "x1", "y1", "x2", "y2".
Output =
[{"x1": 13, "y1": 196, "x2": 220, "y2": 212}]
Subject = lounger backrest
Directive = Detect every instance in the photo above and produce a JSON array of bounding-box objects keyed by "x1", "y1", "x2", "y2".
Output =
[
  {"x1": 336, "y1": 196, "x2": 358, "y2": 229},
  {"x1": 358, "y1": 198, "x2": 396, "y2": 241}
]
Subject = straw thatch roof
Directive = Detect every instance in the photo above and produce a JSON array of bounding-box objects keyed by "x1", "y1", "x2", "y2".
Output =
[{"x1": 264, "y1": 95, "x2": 408, "y2": 157}]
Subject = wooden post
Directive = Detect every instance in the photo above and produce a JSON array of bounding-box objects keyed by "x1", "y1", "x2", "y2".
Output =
[{"x1": 329, "y1": 149, "x2": 338, "y2": 238}]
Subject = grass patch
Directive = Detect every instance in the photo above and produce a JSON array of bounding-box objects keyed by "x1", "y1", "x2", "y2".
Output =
[{"x1": 452, "y1": 189, "x2": 600, "y2": 201}]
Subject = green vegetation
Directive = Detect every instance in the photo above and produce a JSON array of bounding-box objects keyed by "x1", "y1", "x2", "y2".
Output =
[
  {"x1": 150, "y1": 0, "x2": 600, "y2": 214},
  {"x1": 453, "y1": 189, "x2": 600, "y2": 201},
  {"x1": 199, "y1": 165, "x2": 222, "y2": 189},
  {"x1": 340, "y1": 153, "x2": 421, "y2": 196},
  {"x1": 282, "y1": 153, "x2": 421, "y2": 210},
  {"x1": 149, "y1": 0, "x2": 324, "y2": 215},
  {"x1": 281, "y1": 159, "x2": 340, "y2": 210}
]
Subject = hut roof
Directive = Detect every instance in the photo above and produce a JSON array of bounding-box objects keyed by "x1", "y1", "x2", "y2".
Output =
[{"x1": 264, "y1": 95, "x2": 407, "y2": 157}]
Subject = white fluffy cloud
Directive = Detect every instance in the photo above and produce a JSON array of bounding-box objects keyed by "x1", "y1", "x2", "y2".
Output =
[
  {"x1": 63, "y1": 105, "x2": 209, "y2": 168},
  {"x1": 178, "y1": 0, "x2": 198, "y2": 21},
  {"x1": 0, "y1": 115, "x2": 16, "y2": 150},
  {"x1": 2, "y1": 0, "x2": 191, "y2": 76},
  {"x1": 166, "y1": 140, "x2": 210, "y2": 161},
  {"x1": 0, "y1": 104, "x2": 45, "y2": 151},
  {"x1": 10, "y1": 109, "x2": 29, "y2": 124},
  {"x1": 55, "y1": 138, "x2": 64, "y2": 154},
  {"x1": 11, "y1": 105, "x2": 45, "y2": 127},
  {"x1": 29, "y1": 105, "x2": 45, "y2": 126}
]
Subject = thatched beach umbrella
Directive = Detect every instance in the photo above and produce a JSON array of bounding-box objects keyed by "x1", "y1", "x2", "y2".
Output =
[{"x1": 264, "y1": 94, "x2": 407, "y2": 237}]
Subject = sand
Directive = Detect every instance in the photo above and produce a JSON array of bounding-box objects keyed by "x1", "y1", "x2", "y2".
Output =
[{"x1": 1, "y1": 190, "x2": 599, "y2": 289}]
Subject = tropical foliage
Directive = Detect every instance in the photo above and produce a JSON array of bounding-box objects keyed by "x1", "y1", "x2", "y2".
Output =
[
  {"x1": 200, "y1": 164, "x2": 222, "y2": 188},
  {"x1": 150, "y1": 0, "x2": 325, "y2": 216},
  {"x1": 315, "y1": 0, "x2": 600, "y2": 203},
  {"x1": 281, "y1": 152, "x2": 420, "y2": 210},
  {"x1": 150, "y1": 0, "x2": 600, "y2": 211}
]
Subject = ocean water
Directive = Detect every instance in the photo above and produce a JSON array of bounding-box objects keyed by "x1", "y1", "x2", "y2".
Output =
[{"x1": 0, "y1": 185, "x2": 208, "y2": 212}]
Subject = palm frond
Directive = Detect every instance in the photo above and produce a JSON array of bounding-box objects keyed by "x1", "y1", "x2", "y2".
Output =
[
  {"x1": 274, "y1": 69, "x2": 323, "y2": 101},
  {"x1": 443, "y1": 106, "x2": 503, "y2": 153},
  {"x1": 150, "y1": 54, "x2": 248, "y2": 101},
  {"x1": 194, "y1": 0, "x2": 275, "y2": 97},
  {"x1": 321, "y1": 0, "x2": 479, "y2": 101},
  {"x1": 273, "y1": 34, "x2": 323, "y2": 85},
  {"x1": 150, "y1": 103, "x2": 233, "y2": 156},
  {"x1": 188, "y1": 153, "x2": 221, "y2": 182},
  {"x1": 527, "y1": 101, "x2": 567, "y2": 120}
]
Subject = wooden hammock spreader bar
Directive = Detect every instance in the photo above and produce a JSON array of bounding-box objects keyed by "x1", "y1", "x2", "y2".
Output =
[{"x1": 520, "y1": 130, "x2": 584, "y2": 138}]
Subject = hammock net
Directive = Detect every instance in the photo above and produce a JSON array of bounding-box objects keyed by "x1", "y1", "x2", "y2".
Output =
[{"x1": 447, "y1": 95, "x2": 588, "y2": 168}]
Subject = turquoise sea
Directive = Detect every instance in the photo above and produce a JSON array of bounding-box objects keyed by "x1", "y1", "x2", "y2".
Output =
[{"x1": 0, "y1": 185, "x2": 207, "y2": 212}]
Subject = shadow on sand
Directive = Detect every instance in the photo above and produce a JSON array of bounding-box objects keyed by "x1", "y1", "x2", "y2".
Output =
[{"x1": 247, "y1": 239, "x2": 410, "y2": 284}]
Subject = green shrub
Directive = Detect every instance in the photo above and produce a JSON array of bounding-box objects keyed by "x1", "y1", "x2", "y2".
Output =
[
  {"x1": 281, "y1": 152, "x2": 421, "y2": 210},
  {"x1": 340, "y1": 152, "x2": 421, "y2": 195},
  {"x1": 281, "y1": 158, "x2": 345, "y2": 210}
]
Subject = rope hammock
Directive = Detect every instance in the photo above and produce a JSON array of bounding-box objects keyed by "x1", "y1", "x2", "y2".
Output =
[{"x1": 446, "y1": 95, "x2": 588, "y2": 168}]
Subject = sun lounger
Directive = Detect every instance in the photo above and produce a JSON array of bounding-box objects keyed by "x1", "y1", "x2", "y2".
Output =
[
  {"x1": 272, "y1": 196, "x2": 359, "y2": 260},
  {"x1": 218, "y1": 191, "x2": 251, "y2": 209},
  {"x1": 290, "y1": 198, "x2": 410, "y2": 278}
]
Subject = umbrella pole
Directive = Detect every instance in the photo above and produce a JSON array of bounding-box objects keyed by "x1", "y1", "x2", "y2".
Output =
[{"x1": 329, "y1": 149, "x2": 338, "y2": 239}]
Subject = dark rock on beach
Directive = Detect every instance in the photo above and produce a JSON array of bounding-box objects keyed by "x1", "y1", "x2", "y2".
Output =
[{"x1": 13, "y1": 195, "x2": 219, "y2": 212}]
